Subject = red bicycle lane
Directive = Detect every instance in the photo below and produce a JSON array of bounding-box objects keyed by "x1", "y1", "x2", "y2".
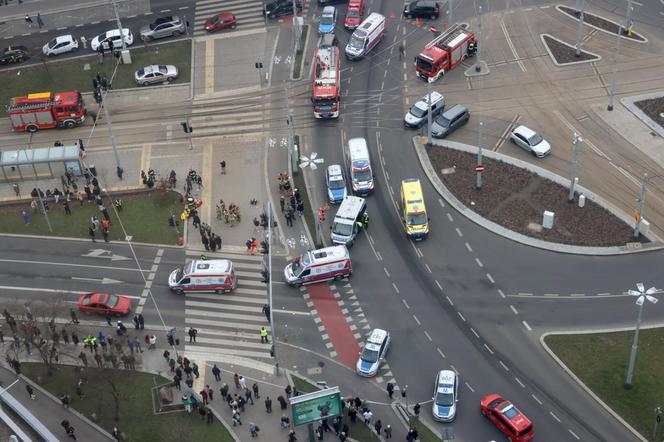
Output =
[{"x1": 307, "y1": 283, "x2": 360, "y2": 369}]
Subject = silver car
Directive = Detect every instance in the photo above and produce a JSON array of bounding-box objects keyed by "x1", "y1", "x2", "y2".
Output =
[
  {"x1": 510, "y1": 125, "x2": 551, "y2": 158},
  {"x1": 140, "y1": 16, "x2": 186, "y2": 41},
  {"x1": 134, "y1": 65, "x2": 178, "y2": 86}
]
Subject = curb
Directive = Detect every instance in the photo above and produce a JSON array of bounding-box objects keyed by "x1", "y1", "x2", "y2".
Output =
[
  {"x1": 539, "y1": 33, "x2": 601, "y2": 66},
  {"x1": 555, "y1": 5, "x2": 648, "y2": 43},
  {"x1": 539, "y1": 331, "x2": 649, "y2": 442},
  {"x1": 412, "y1": 137, "x2": 664, "y2": 255},
  {"x1": 290, "y1": 25, "x2": 310, "y2": 81},
  {"x1": 621, "y1": 94, "x2": 664, "y2": 139}
]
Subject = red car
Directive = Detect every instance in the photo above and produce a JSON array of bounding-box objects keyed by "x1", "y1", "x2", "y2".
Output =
[
  {"x1": 204, "y1": 12, "x2": 237, "y2": 32},
  {"x1": 480, "y1": 394, "x2": 534, "y2": 442},
  {"x1": 78, "y1": 292, "x2": 132, "y2": 316},
  {"x1": 344, "y1": 0, "x2": 365, "y2": 30}
]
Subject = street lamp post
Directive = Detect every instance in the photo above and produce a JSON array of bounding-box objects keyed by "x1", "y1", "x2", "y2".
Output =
[
  {"x1": 624, "y1": 283, "x2": 660, "y2": 389},
  {"x1": 654, "y1": 406, "x2": 662, "y2": 442}
]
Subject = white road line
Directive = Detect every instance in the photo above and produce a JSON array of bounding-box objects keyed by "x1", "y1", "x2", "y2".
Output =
[
  {"x1": 550, "y1": 411, "x2": 561, "y2": 423},
  {"x1": 515, "y1": 377, "x2": 525, "y2": 388},
  {"x1": 384, "y1": 267, "x2": 390, "y2": 277},
  {"x1": 569, "y1": 429, "x2": 581, "y2": 440},
  {"x1": 484, "y1": 344, "x2": 494, "y2": 354},
  {"x1": 392, "y1": 282, "x2": 400, "y2": 294},
  {"x1": 518, "y1": 292, "x2": 533, "y2": 296},
  {"x1": 465, "y1": 382, "x2": 475, "y2": 393},
  {"x1": 510, "y1": 305, "x2": 519, "y2": 315},
  {"x1": 455, "y1": 228, "x2": 463, "y2": 237},
  {"x1": 475, "y1": 258, "x2": 484, "y2": 268},
  {"x1": 424, "y1": 331, "x2": 432, "y2": 341},
  {"x1": 425, "y1": 264, "x2": 432, "y2": 273},
  {"x1": 522, "y1": 321, "x2": 532, "y2": 331},
  {"x1": 470, "y1": 328, "x2": 479, "y2": 338},
  {"x1": 570, "y1": 293, "x2": 585, "y2": 297},
  {"x1": 458, "y1": 312, "x2": 466, "y2": 322},
  {"x1": 438, "y1": 198, "x2": 445, "y2": 208},
  {"x1": 465, "y1": 243, "x2": 472, "y2": 252},
  {"x1": 532, "y1": 394, "x2": 543, "y2": 405},
  {"x1": 498, "y1": 289, "x2": 506, "y2": 299},
  {"x1": 446, "y1": 213, "x2": 454, "y2": 222},
  {"x1": 435, "y1": 280, "x2": 443, "y2": 291},
  {"x1": 413, "y1": 315, "x2": 421, "y2": 325},
  {"x1": 486, "y1": 273, "x2": 495, "y2": 283},
  {"x1": 499, "y1": 361, "x2": 509, "y2": 371},
  {"x1": 402, "y1": 299, "x2": 410, "y2": 309},
  {"x1": 596, "y1": 292, "x2": 611, "y2": 296},
  {"x1": 500, "y1": 19, "x2": 526, "y2": 72},
  {"x1": 446, "y1": 296, "x2": 454, "y2": 306},
  {"x1": 437, "y1": 347, "x2": 446, "y2": 358}
]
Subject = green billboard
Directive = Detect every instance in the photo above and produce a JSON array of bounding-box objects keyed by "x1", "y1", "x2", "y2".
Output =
[{"x1": 290, "y1": 387, "x2": 341, "y2": 426}]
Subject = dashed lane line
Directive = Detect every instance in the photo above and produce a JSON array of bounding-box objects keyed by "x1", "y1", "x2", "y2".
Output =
[
  {"x1": 509, "y1": 305, "x2": 518, "y2": 315},
  {"x1": 465, "y1": 382, "x2": 475, "y2": 393},
  {"x1": 498, "y1": 289, "x2": 506, "y2": 299},
  {"x1": 475, "y1": 258, "x2": 484, "y2": 268},
  {"x1": 550, "y1": 411, "x2": 561, "y2": 423},
  {"x1": 446, "y1": 296, "x2": 454, "y2": 306},
  {"x1": 515, "y1": 377, "x2": 525, "y2": 388},
  {"x1": 569, "y1": 429, "x2": 581, "y2": 440},
  {"x1": 484, "y1": 344, "x2": 494, "y2": 355},
  {"x1": 435, "y1": 280, "x2": 443, "y2": 291},
  {"x1": 437, "y1": 347, "x2": 446, "y2": 359},
  {"x1": 470, "y1": 328, "x2": 479, "y2": 338},
  {"x1": 402, "y1": 299, "x2": 410, "y2": 309},
  {"x1": 465, "y1": 242, "x2": 472, "y2": 252},
  {"x1": 486, "y1": 273, "x2": 495, "y2": 283},
  {"x1": 532, "y1": 394, "x2": 543, "y2": 405},
  {"x1": 413, "y1": 315, "x2": 421, "y2": 325},
  {"x1": 458, "y1": 312, "x2": 466, "y2": 322},
  {"x1": 499, "y1": 360, "x2": 509, "y2": 371},
  {"x1": 424, "y1": 331, "x2": 432, "y2": 341},
  {"x1": 522, "y1": 321, "x2": 532, "y2": 331},
  {"x1": 446, "y1": 213, "x2": 454, "y2": 222}
]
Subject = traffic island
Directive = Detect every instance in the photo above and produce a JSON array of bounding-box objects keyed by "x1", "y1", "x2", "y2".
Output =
[
  {"x1": 632, "y1": 96, "x2": 664, "y2": 133},
  {"x1": 543, "y1": 329, "x2": 664, "y2": 441},
  {"x1": 540, "y1": 34, "x2": 601, "y2": 66},
  {"x1": 557, "y1": 5, "x2": 647, "y2": 43}
]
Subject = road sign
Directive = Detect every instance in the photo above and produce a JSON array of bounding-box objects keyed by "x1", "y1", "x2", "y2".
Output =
[
  {"x1": 290, "y1": 387, "x2": 341, "y2": 426},
  {"x1": 475, "y1": 165, "x2": 485, "y2": 172}
]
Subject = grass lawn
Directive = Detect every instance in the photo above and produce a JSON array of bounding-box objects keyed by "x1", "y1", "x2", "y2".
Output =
[
  {"x1": 0, "y1": 190, "x2": 183, "y2": 244},
  {"x1": 545, "y1": 329, "x2": 664, "y2": 441},
  {"x1": 0, "y1": 40, "x2": 191, "y2": 117},
  {"x1": 411, "y1": 418, "x2": 443, "y2": 442},
  {"x1": 290, "y1": 374, "x2": 380, "y2": 442},
  {"x1": 22, "y1": 363, "x2": 234, "y2": 442}
]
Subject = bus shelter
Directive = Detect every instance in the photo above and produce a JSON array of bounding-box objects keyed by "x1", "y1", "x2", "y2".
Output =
[{"x1": 0, "y1": 145, "x2": 82, "y2": 182}]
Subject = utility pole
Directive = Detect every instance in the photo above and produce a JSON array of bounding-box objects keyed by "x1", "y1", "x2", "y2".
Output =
[
  {"x1": 267, "y1": 201, "x2": 279, "y2": 376},
  {"x1": 575, "y1": 0, "x2": 585, "y2": 57},
  {"x1": 633, "y1": 173, "x2": 648, "y2": 239},
  {"x1": 568, "y1": 133, "x2": 582, "y2": 202},
  {"x1": 99, "y1": 90, "x2": 123, "y2": 176},
  {"x1": 475, "y1": 5, "x2": 482, "y2": 72},
  {"x1": 448, "y1": 0, "x2": 454, "y2": 27},
  {"x1": 426, "y1": 78, "x2": 433, "y2": 145},
  {"x1": 607, "y1": 0, "x2": 631, "y2": 110},
  {"x1": 476, "y1": 121, "x2": 484, "y2": 190},
  {"x1": 111, "y1": 0, "x2": 127, "y2": 51},
  {"x1": 654, "y1": 406, "x2": 662, "y2": 442}
]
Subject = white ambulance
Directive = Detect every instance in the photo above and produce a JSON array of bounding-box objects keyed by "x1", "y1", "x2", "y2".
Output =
[
  {"x1": 345, "y1": 12, "x2": 386, "y2": 60},
  {"x1": 169, "y1": 259, "x2": 237, "y2": 294},
  {"x1": 284, "y1": 245, "x2": 352, "y2": 286}
]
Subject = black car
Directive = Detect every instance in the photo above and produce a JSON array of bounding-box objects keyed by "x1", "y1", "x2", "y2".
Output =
[
  {"x1": 403, "y1": 0, "x2": 440, "y2": 19},
  {"x1": 264, "y1": 0, "x2": 303, "y2": 19},
  {"x1": 0, "y1": 46, "x2": 30, "y2": 65}
]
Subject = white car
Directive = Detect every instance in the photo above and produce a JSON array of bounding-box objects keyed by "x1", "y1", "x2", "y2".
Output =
[
  {"x1": 134, "y1": 64, "x2": 179, "y2": 86},
  {"x1": 510, "y1": 125, "x2": 551, "y2": 158},
  {"x1": 91, "y1": 28, "x2": 134, "y2": 51},
  {"x1": 356, "y1": 329, "x2": 390, "y2": 377},
  {"x1": 43, "y1": 35, "x2": 79, "y2": 56},
  {"x1": 432, "y1": 369, "x2": 458, "y2": 422}
]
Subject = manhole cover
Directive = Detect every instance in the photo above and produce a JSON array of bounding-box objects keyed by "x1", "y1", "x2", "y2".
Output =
[{"x1": 317, "y1": 360, "x2": 325, "y2": 368}]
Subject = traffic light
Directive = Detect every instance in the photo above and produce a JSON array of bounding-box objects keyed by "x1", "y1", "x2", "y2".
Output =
[{"x1": 181, "y1": 121, "x2": 193, "y2": 133}]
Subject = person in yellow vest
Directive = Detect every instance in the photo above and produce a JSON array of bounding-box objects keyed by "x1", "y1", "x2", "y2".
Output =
[{"x1": 260, "y1": 327, "x2": 269, "y2": 344}]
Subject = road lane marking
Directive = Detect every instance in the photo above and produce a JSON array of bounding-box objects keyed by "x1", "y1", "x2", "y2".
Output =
[
  {"x1": 402, "y1": 299, "x2": 410, "y2": 309},
  {"x1": 484, "y1": 344, "x2": 494, "y2": 354},
  {"x1": 446, "y1": 296, "x2": 454, "y2": 306},
  {"x1": 500, "y1": 19, "x2": 526, "y2": 72},
  {"x1": 0, "y1": 258, "x2": 143, "y2": 272},
  {"x1": 494, "y1": 114, "x2": 521, "y2": 151},
  {"x1": 465, "y1": 242, "x2": 472, "y2": 252},
  {"x1": 0, "y1": 285, "x2": 86, "y2": 296},
  {"x1": 569, "y1": 429, "x2": 580, "y2": 440},
  {"x1": 550, "y1": 411, "x2": 561, "y2": 422},
  {"x1": 455, "y1": 228, "x2": 463, "y2": 237},
  {"x1": 458, "y1": 312, "x2": 466, "y2": 322},
  {"x1": 515, "y1": 377, "x2": 525, "y2": 388},
  {"x1": 470, "y1": 328, "x2": 479, "y2": 338},
  {"x1": 384, "y1": 267, "x2": 390, "y2": 277},
  {"x1": 438, "y1": 198, "x2": 445, "y2": 208},
  {"x1": 446, "y1": 213, "x2": 453, "y2": 222},
  {"x1": 392, "y1": 282, "x2": 400, "y2": 294},
  {"x1": 475, "y1": 258, "x2": 483, "y2": 268},
  {"x1": 532, "y1": 394, "x2": 542, "y2": 405},
  {"x1": 424, "y1": 264, "x2": 432, "y2": 273},
  {"x1": 499, "y1": 360, "x2": 509, "y2": 371},
  {"x1": 413, "y1": 315, "x2": 421, "y2": 325},
  {"x1": 510, "y1": 305, "x2": 518, "y2": 315},
  {"x1": 435, "y1": 280, "x2": 443, "y2": 291},
  {"x1": 486, "y1": 273, "x2": 494, "y2": 283},
  {"x1": 464, "y1": 382, "x2": 475, "y2": 393},
  {"x1": 498, "y1": 289, "x2": 506, "y2": 299},
  {"x1": 437, "y1": 347, "x2": 446, "y2": 358},
  {"x1": 522, "y1": 321, "x2": 532, "y2": 331},
  {"x1": 424, "y1": 331, "x2": 432, "y2": 341}
]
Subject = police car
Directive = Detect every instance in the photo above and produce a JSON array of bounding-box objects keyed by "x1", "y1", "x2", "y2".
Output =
[
  {"x1": 356, "y1": 329, "x2": 390, "y2": 377},
  {"x1": 432, "y1": 369, "x2": 458, "y2": 421},
  {"x1": 326, "y1": 164, "x2": 347, "y2": 204}
]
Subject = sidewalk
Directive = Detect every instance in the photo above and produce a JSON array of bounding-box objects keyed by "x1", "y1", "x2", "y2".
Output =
[{"x1": 0, "y1": 365, "x2": 112, "y2": 441}]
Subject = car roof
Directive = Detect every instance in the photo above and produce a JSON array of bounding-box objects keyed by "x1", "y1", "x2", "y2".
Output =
[
  {"x1": 367, "y1": 328, "x2": 388, "y2": 344},
  {"x1": 514, "y1": 125, "x2": 536, "y2": 138},
  {"x1": 437, "y1": 369, "x2": 456, "y2": 385},
  {"x1": 327, "y1": 164, "x2": 343, "y2": 176},
  {"x1": 322, "y1": 6, "x2": 335, "y2": 14},
  {"x1": 154, "y1": 16, "x2": 176, "y2": 24},
  {"x1": 55, "y1": 35, "x2": 74, "y2": 43}
]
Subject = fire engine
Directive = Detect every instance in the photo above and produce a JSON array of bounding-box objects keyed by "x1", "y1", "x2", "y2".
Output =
[
  {"x1": 8, "y1": 91, "x2": 87, "y2": 133},
  {"x1": 415, "y1": 24, "x2": 476, "y2": 82},
  {"x1": 311, "y1": 44, "x2": 341, "y2": 119}
]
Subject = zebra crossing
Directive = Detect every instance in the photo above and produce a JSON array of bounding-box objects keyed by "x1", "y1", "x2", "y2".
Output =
[
  {"x1": 192, "y1": 0, "x2": 266, "y2": 37},
  {"x1": 190, "y1": 93, "x2": 266, "y2": 138},
  {"x1": 183, "y1": 247, "x2": 273, "y2": 365}
]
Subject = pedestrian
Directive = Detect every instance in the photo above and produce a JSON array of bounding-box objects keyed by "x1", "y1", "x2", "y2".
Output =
[
  {"x1": 234, "y1": 372, "x2": 240, "y2": 388},
  {"x1": 220, "y1": 160, "x2": 226, "y2": 174},
  {"x1": 374, "y1": 419, "x2": 382, "y2": 435},
  {"x1": 386, "y1": 382, "x2": 394, "y2": 399},
  {"x1": 105, "y1": 314, "x2": 112, "y2": 326},
  {"x1": 201, "y1": 233, "x2": 209, "y2": 251},
  {"x1": 80, "y1": 36, "x2": 87, "y2": 49},
  {"x1": 133, "y1": 314, "x2": 139, "y2": 329},
  {"x1": 13, "y1": 183, "x2": 20, "y2": 197},
  {"x1": 281, "y1": 414, "x2": 291, "y2": 428},
  {"x1": 398, "y1": 42, "x2": 405, "y2": 59},
  {"x1": 188, "y1": 327, "x2": 197, "y2": 343},
  {"x1": 285, "y1": 384, "x2": 292, "y2": 398},
  {"x1": 72, "y1": 332, "x2": 79, "y2": 345},
  {"x1": 62, "y1": 328, "x2": 69, "y2": 344},
  {"x1": 288, "y1": 429, "x2": 297, "y2": 442},
  {"x1": 89, "y1": 226, "x2": 96, "y2": 242},
  {"x1": 244, "y1": 387, "x2": 254, "y2": 405},
  {"x1": 94, "y1": 353, "x2": 103, "y2": 368},
  {"x1": 333, "y1": 417, "x2": 340, "y2": 435},
  {"x1": 252, "y1": 382, "x2": 260, "y2": 399},
  {"x1": 384, "y1": 424, "x2": 392, "y2": 438},
  {"x1": 363, "y1": 409, "x2": 372, "y2": 424},
  {"x1": 207, "y1": 407, "x2": 213, "y2": 424},
  {"x1": 36, "y1": 12, "x2": 44, "y2": 28},
  {"x1": 207, "y1": 385, "x2": 214, "y2": 401},
  {"x1": 260, "y1": 326, "x2": 269, "y2": 343},
  {"x1": 182, "y1": 394, "x2": 191, "y2": 413},
  {"x1": 286, "y1": 209, "x2": 294, "y2": 227},
  {"x1": 212, "y1": 364, "x2": 221, "y2": 381},
  {"x1": 237, "y1": 395, "x2": 246, "y2": 412},
  {"x1": 215, "y1": 234, "x2": 222, "y2": 250},
  {"x1": 200, "y1": 389, "x2": 208, "y2": 405},
  {"x1": 97, "y1": 45, "x2": 105, "y2": 64},
  {"x1": 413, "y1": 402, "x2": 421, "y2": 416},
  {"x1": 138, "y1": 313, "x2": 144, "y2": 329},
  {"x1": 249, "y1": 422, "x2": 259, "y2": 437},
  {"x1": 220, "y1": 383, "x2": 229, "y2": 400},
  {"x1": 232, "y1": 410, "x2": 242, "y2": 426},
  {"x1": 163, "y1": 349, "x2": 170, "y2": 363},
  {"x1": 26, "y1": 384, "x2": 35, "y2": 400},
  {"x1": 265, "y1": 396, "x2": 272, "y2": 413},
  {"x1": 169, "y1": 358, "x2": 176, "y2": 372},
  {"x1": 63, "y1": 200, "x2": 71, "y2": 215},
  {"x1": 316, "y1": 424, "x2": 324, "y2": 440},
  {"x1": 192, "y1": 362, "x2": 200, "y2": 378},
  {"x1": 406, "y1": 427, "x2": 418, "y2": 442},
  {"x1": 60, "y1": 394, "x2": 70, "y2": 408},
  {"x1": 21, "y1": 211, "x2": 30, "y2": 226},
  {"x1": 239, "y1": 375, "x2": 246, "y2": 390},
  {"x1": 25, "y1": 14, "x2": 33, "y2": 28},
  {"x1": 321, "y1": 418, "x2": 330, "y2": 433},
  {"x1": 339, "y1": 431, "x2": 347, "y2": 442},
  {"x1": 278, "y1": 395, "x2": 288, "y2": 410}
]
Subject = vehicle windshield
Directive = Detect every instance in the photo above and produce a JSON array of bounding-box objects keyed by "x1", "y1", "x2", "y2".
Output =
[
  {"x1": 346, "y1": 10, "x2": 360, "y2": 18},
  {"x1": 407, "y1": 213, "x2": 427, "y2": 226},
  {"x1": 435, "y1": 115, "x2": 451, "y2": 127},
  {"x1": 416, "y1": 57, "x2": 433, "y2": 72},
  {"x1": 435, "y1": 391, "x2": 454, "y2": 407},
  {"x1": 137, "y1": 68, "x2": 146, "y2": 76},
  {"x1": 409, "y1": 105, "x2": 427, "y2": 119},
  {"x1": 291, "y1": 259, "x2": 305, "y2": 275},
  {"x1": 321, "y1": 15, "x2": 334, "y2": 25},
  {"x1": 353, "y1": 169, "x2": 372, "y2": 182},
  {"x1": 360, "y1": 347, "x2": 379, "y2": 363},
  {"x1": 502, "y1": 405, "x2": 519, "y2": 419},
  {"x1": 48, "y1": 39, "x2": 58, "y2": 49},
  {"x1": 332, "y1": 222, "x2": 353, "y2": 236},
  {"x1": 329, "y1": 178, "x2": 345, "y2": 190},
  {"x1": 528, "y1": 134, "x2": 543, "y2": 146},
  {"x1": 174, "y1": 268, "x2": 183, "y2": 281},
  {"x1": 348, "y1": 35, "x2": 365, "y2": 50},
  {"x1": 210, "y1": 16, "x2": 220, "y2": 24},
  {"x1": 106, "y1": 294, "x2": 119, "y2": 308},
  {"x1": 314, "y1": 98, "x2": 337, "y2": 107}
]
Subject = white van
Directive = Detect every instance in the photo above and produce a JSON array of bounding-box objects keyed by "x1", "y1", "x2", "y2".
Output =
[
  {"x1": 284, "y1": 245, "x2": 352, "y2": 286},
  {"x1": 168, "y1": 259, "x2": 237, "y2": 294},
  {"x1": 331, "y1": 196, "x2": 367, "y2": 246},
  {"x1": 345, "y1": 12, "x2": 386, "y2": 60},
  {"x1": 404, "y1": 91, "x2": 445, "y2": 128},
  {"x1": 348, "y1": 137, "x2": 374, "y2": 195}
]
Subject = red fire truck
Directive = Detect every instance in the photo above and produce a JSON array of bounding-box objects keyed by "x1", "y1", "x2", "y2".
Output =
[
  {"x1": 8, "y1": 91, "x2": 87, "y2": 133},
  {"x1": 312, "y1": 44, "x2": 341, "y2": 119},
  {"x1": 415, "y1": 24, "x2": 476, "y2": 82}
]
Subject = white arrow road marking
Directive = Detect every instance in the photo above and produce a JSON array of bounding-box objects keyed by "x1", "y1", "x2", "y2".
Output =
[
  {"x1": 72, "y1": 277, "x2": 123, "y2": 284},
  {"x1": 82, "y1": 249, "x2": 131, "y2": 261}
]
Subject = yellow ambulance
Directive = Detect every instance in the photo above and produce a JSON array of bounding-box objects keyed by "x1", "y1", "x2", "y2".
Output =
[{"x1": 400, "y1": 178, "x2": 429, "y2": 240}]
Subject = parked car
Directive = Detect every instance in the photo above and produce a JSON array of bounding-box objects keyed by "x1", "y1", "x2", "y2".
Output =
[
  {"x1": 480, "y1": 394, "x2": 534, "y2": 442},
  {"x1": 326, "y1": 164, "x2": 347, "y2": 204},
  {"x1": 403, "y1": 0, "x2": 440, "y2": 19},
  {"x1": 344, "y1": 0, "x2": 365, "y2": 30},
  {"x1": 431, "y1": 104, "x2": 470, "y2": 138},
  {"x1": 510, "y1": 125, "x2": 551, "y2": 158},
  {"x1": 432, "y1": 370, "x2": 458, "y2": 421},
  {"x1": 319, "y1": 6, "x2": 337, "y2": 34},
  {"x1": 140, "y1": 16, "x2": 187, "y2": 41},
  {"x1": 134, "y1": 64, "x2": 179, "y2": 86},
  {"x1": 204, "y1": 12, "x2": 237, "y2": 32},
  {"x1": 0, "y1": 46, "x2": 29, "y2": 65},
  {"x1": 91, "y1": 28, "x2": 134, "y2": 51},
  {"x1": 43, "y1": 35, "x2": 79, "y2": 56},
  {"x1": 78, "y1": 292, "x2": 132, "y2": 316},
  {"x1": 264, "y1": 0, "x2": 302, "y2": 19}
]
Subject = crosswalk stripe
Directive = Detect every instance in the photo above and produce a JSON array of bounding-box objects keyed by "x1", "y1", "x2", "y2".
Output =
[
  {"x1": 195, "y1": 326, "x2": 269, "y2": 338},
  {"x1": 186, "y1": 317, "x2": 267, "y2": 331},
  {"x1": 234, "y1": 287, "x2": 266, "y2": 296},
  {"x1": 231, "y1": 262, "x2": 265, "y2": 271},
  {"x1": 193, "y1": 336, "x2": 269, "y2": 349},
  {"x1": 182, "y1": 351, "x2": 275, "y2": 373},
  {"x1": 237, "y1": 280, "x2": 266, "y2": 289},
  {"x1": 184, "y1": 345, "x2": 272, "y2": 359},
  {"x1": 186, "y1": 309, "x2": 265, "y2": 322},
  {"x1": 186, "y1": 300, "x2": 262, "y2": 313},
  {"x1": 187, "y1": 292, "x2": 266, "y2": 303},
  {"x1": 235, "y1": 270, "x2": 261, "y2": 279}
]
